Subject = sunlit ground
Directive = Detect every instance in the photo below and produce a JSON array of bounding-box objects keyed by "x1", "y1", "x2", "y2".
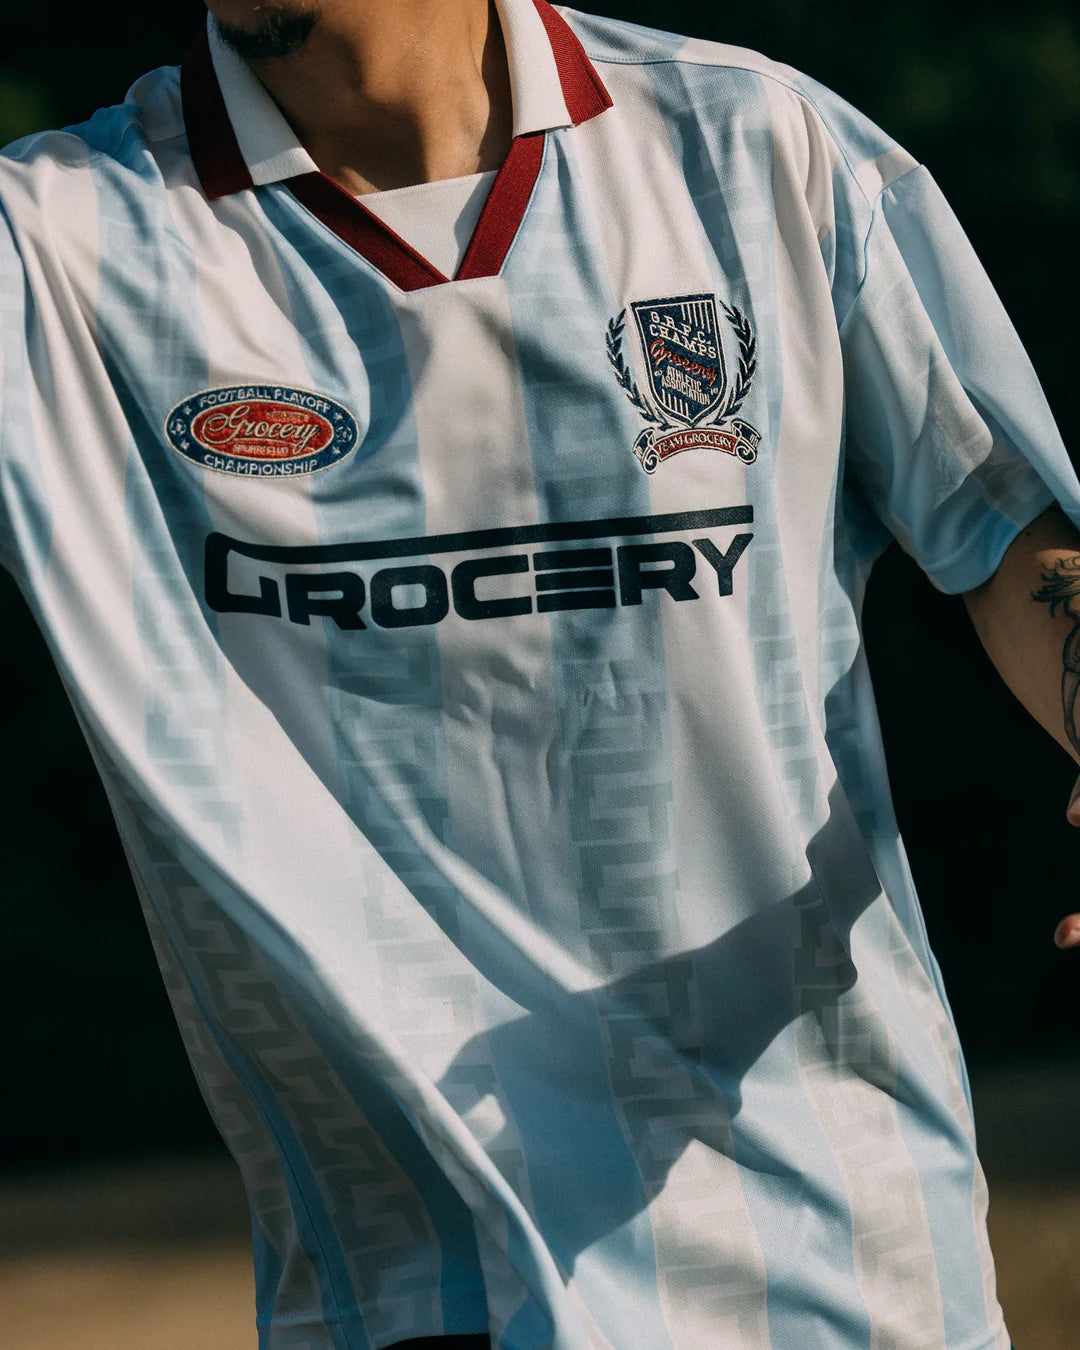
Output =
[
  {"x1": 3, "y1": 1067, "x2": 1078, "y2": 1349},
  {"x1": 3, "y1": 1243, "x2": 255, "y2": 1350}
]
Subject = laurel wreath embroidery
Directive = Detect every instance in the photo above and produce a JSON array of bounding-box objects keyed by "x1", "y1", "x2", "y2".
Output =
[
  {"x1": 606, "y1": 302, "x2": 757, "y2": 429},
  {"x1": 605, "y1": 312, "x2": 664, "y2": 426},
  {"x1": 717, "y1": 301, "x2": 756, "y2": 423}
]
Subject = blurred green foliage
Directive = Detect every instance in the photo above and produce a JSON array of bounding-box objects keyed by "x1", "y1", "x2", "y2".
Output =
[
  {"x1": 0, "y1": 0, "x2": 1077, "y2": 1172},
  {"x1": 0, "y1": 73, "x2": 58, "y2": 146}
]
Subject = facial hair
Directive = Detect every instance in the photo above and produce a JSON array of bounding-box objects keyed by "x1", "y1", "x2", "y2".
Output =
[{"x1": 215, "y1": 3, "x2": 321, "y2": 61}]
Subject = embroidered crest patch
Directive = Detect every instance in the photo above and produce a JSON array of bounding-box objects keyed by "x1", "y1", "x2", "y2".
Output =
[
  {"x1": 607, "y1": 294, "x2": 760, "y2": 473},
  {"x1": 165, "y1": 385, "x2": 359, "y2": 477}
]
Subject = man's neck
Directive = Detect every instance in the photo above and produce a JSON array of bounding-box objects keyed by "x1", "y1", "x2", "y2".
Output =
[{"x1": 243, "y1": 0, "x2": 513, "y2": 195}]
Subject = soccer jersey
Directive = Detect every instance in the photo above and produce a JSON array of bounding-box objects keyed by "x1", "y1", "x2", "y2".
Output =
[{"x1": 0, "y1": 2, "x2": 1074, "y2": 1347}]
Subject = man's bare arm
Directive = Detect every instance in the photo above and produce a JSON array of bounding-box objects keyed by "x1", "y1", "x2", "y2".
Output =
[{"x1": 962, "y1": 504, "x2": 1080, "y2": 949}]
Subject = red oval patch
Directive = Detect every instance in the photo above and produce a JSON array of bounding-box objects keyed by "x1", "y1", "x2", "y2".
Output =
[{"x1": 190, "y1": 399, "x2": 335, "y2": 462}]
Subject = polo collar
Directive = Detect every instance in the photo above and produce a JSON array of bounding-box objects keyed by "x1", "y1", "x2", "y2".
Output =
[{"x1": 181, "y1": 0, "x2": 612, "y2": 202}]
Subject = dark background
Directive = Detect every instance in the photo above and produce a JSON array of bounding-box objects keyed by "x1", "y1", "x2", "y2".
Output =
[{"x1": 0, "y1": 0, "x2": 1076, "y2": 1173}]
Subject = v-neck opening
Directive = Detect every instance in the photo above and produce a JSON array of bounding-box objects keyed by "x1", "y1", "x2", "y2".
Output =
[{"x1": 286, "y1": 132, "x2": 547, "y2": 292}]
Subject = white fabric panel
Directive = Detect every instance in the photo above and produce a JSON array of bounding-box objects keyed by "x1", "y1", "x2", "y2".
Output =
[{"x1": 362, "y1": 170, "x2": 497, "y2": 278}]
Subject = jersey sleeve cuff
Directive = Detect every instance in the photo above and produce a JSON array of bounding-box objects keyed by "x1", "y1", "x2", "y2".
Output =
[{"x1": 921, "y1": 478, "x2": 1058, "y2": 594}]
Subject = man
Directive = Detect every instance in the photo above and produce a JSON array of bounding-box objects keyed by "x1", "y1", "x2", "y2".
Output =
[{"x1": 1, "y1": 0, "x2": 1077, "y2": 1346}]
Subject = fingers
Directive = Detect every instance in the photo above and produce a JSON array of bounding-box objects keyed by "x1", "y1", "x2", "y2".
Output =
[
  {"x1": 1063, "y1": 781, "x2": 1080, "y2": 945},
  {"x1": 1054, "y1": 916, "x2": 1080, "y2": 949},
  {"x1": 1068, "y1": 774, "x2": 1080, "y2": 827}
]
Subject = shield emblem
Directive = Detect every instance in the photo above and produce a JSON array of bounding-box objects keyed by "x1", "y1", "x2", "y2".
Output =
[{"x1": 630, "y1": 295, "x2": 727, "y2": 426}]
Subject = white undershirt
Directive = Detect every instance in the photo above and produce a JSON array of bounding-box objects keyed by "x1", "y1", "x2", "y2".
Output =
[{"x1": 360, "y1": 171, "x2": 498, "y2": 279}]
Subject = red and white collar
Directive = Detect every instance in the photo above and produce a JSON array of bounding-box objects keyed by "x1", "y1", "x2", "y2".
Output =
[{"x1": 180, "y1": 0, "x2": 611, "y2": 288}]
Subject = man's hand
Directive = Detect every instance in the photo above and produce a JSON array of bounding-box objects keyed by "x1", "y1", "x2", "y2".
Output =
[
  {"x1": 1060, "y1": 777, "x2": 1080, "y2": 947},
  {"x1": 963, "y1": 505, "x2": 1080, "y2": 951}
]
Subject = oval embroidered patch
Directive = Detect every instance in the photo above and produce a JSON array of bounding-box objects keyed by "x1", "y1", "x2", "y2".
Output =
[{"x1": 165, "y1": 385, "x2": 359, "y2": 477}]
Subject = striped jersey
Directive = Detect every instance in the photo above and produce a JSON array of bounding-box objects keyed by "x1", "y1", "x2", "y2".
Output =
[{"x1": 1, "y1": 1, "x2": 1074, "y2": 1346}]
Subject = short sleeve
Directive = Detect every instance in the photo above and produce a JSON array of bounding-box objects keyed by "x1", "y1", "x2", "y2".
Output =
[
  {"x1": 839, "y1": 163, "x2": 1073, "y2": 593},
  {"x1": 0, "y1": 199, "x2": 26, "y2": 576}
]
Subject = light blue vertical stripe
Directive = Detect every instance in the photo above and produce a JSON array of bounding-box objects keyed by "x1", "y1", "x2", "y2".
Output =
[
  {"x1": 249, "y1": 1215, "x2": 288, "y2": 1345},
  {"x1": 87, "y1": 111, "x2": 361, "y2": 1345},
  {"x1": 201, "y1": 1019, "x2": 368, "y2": 1350},
  {"x1": 652, "y1": 59, "x2": 872, "y2": 1347},
  {"x1": 812, "y1": 113, "x2": 1006, "y2": 1350},
  {"x1": 113, "y1": 793, "x2": 365, "y2": 1350},
  {"x1": 253, "y1": 186, "x2": 491, "y2": 1334},
  {"x1": 826, "y1": 646, "x2": 998, "y2": 1345},
  {"x1": 267, "y1": 935, "x2": 492, "y2": 1334}
]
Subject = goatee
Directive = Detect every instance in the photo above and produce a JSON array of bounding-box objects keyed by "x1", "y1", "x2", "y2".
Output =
[{"x1": 215, "y1": 4, "x2": 321, "y2": 61}]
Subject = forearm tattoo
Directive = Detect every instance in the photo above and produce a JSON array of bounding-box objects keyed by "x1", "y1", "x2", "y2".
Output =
[{"x1": 1032, "y1": 555, "x2": 1080, "y2": 755}]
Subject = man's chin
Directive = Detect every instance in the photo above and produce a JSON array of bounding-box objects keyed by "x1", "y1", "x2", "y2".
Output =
[{"x1": 215, "y1": 4, "x2": 321, "y2": 62}]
